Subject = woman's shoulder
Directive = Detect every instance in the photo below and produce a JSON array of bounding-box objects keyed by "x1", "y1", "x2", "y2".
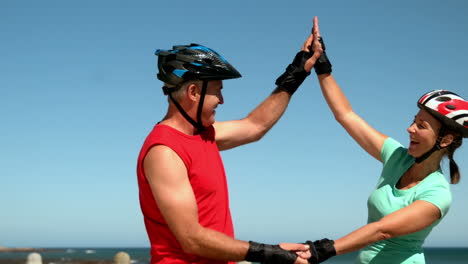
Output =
[
  {"x1": 381, "y1": 137, "x2": 411, "y2": 164},
  {"x1": 420, "y1": 170, "x2": 451, "y2": 189}
]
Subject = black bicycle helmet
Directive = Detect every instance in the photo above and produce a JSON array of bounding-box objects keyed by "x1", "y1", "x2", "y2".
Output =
[
  {"x1": 154, "y1": 44, "x2": 241, "y2": 133},
  {"x1": 156, "y1": 43, "x2": 241, "y2": 89}
]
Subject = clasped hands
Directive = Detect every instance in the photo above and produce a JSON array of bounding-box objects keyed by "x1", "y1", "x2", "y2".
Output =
[
  {"x1": 279, "y1": 238, "x2": 336, "y2": 264},
  {"x1": 279, "y1": 242, "x2": 312, "y2": 264}
]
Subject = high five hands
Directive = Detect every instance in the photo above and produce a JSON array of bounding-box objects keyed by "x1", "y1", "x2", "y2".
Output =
[
  {"x1": 274, "y1": 16, "x2": 329, "y2": 95},
  {"x1": 274, "y1": 18, "x2": 333, "y2": 264},
  {"x1": 302, "y1": 16, "x2": 323, "y2": 72}
]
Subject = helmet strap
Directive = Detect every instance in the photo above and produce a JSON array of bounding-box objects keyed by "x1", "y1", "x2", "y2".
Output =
[
  {"x1": 195, "y1": 81, "x2": 208, "y2": 133},
  {"x1": 414, "y1": 126, "x2": 447, "y2": 163},
  {"x1": 166, "y1": 81, "x2": 208, "y2": 134}
]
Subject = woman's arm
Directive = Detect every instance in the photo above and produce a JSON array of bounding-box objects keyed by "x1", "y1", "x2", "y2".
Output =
[
  {"x1": 317, "y1": 74, "x2": 388, "y2": 161},
  {"x1": 334, "y1": 200, "x2": 441, "y2": 254},
  {"x1": 293, "y1": 200, "x2": 442, "y2": 263},
  {"x1": 312, "y1": 17, "x2": 388, "y2": 161}
]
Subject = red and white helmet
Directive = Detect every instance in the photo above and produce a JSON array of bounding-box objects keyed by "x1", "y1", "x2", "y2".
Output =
[{"x1": 418, "y1": 90, "x2": 468, "y2": 138}]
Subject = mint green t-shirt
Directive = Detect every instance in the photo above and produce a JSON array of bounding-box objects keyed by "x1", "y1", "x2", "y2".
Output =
[{"x1": 356, "y1": 138, "x2": 452, "y2": 264}]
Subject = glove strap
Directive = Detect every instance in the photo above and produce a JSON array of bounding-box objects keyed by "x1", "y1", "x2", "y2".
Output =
[
  {"x1": 245, "y1": 241, "x2": 265, "y2": 262},
  {"x1": 304, "y1": 241, "x2": 318, "y2": 264},
  {"x1": 245, "y1": 241, "x2": 297, "y2": 264},
  {"x1": 314, "y1": 37, "x2": 332, "y2": 75},
  {"x1": 313, "y1": 239, "x2": 336, "y2": 263},
  {"x1": 275, "y1": 51, "x2": 312, "y2": 95}
]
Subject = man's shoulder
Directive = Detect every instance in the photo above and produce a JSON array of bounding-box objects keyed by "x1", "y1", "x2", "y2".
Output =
[
  {"x1": 146, "y1": 144, "x2": 181, "y2": 163},
  {"x1": 146, "y1": 124, "x2": 183, "y2": 142}
]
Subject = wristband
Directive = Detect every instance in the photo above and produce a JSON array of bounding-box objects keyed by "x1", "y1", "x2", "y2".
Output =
[
  {"x1": 305, "y1": 241, "x2": 319, "y2": 264},
  {"x1": 245, "y1": 241, "x2": 297, "y2": 264},
  {"x1": 305, "y1": 239, "x2": 336, "y2": 263},
  {"x1": 275, "y1": 51, "x2": 312, "y2": 95},
  {"x1": 314, "y1": 37, "x2": 332, "y2": 75}
]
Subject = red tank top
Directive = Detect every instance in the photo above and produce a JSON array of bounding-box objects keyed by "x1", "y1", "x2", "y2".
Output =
[{"x1": 137, "y1": 124, "x2": 234, "y2": 264}]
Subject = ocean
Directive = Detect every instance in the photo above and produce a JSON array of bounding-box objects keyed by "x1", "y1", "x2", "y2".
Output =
[{"x1": 0, "y1": 247, "x2": 467, "y2": 264}]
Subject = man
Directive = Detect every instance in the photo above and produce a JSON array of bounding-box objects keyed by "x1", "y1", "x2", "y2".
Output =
[{"x1": 137, "y1": 18, "x2": 323, "y2": 264}]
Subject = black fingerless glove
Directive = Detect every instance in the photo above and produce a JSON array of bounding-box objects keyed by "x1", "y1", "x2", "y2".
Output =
[
  {"x1": 245, "y1": 241, "x2": 298, "y2": 264},
  {"x1": 314, "y1": 37, "x2": 332, "y2": 75},
  {"x1": 275, "y1": 51, "x2": 313, "y2": 95},
  {"x1": 305, "y1": 239, "x2": 336, "y2": 263}
]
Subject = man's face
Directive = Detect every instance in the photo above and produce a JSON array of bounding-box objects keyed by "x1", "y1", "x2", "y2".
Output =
[{"x1": 200, "y1": 80, "x2": 224, "y2": 127}]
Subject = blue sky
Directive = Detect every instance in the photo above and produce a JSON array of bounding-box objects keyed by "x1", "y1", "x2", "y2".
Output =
[{"x1": 1, "y1": 0, "x2": 467, "y2": 248}]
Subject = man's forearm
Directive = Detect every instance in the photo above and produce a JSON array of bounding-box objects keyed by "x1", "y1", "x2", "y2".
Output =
[
  {"x1": 242, "y1": 47, "x2": 314, "y2": 137},
  {"x1": 179, "y1": 225, "x2": 300, "y2": 263},
  {"x1": 180, "y1": 226, "x2": 249, "y2": 261},
  {"x1": 245, "y1": 88, "x2": 291, "y2": 137}
]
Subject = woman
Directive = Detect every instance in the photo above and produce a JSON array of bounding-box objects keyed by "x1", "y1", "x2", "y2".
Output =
[{"x1": 299, "y1": 18, "x2": 468, "y2": 264}]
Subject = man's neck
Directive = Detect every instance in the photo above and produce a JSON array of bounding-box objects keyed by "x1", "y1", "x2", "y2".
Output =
[{"x1": 160, "y1": 111, "x2": 199, "y2": 136}]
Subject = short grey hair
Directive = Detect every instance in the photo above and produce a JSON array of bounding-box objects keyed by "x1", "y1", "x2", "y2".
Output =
[{"x1": 165, "y1": 80, "x2": 202, "y2": 103}]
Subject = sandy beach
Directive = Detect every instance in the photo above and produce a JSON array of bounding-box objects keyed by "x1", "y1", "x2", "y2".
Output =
[{"x1": 0, "y1": 247, "x2": 140, "y2": 264}]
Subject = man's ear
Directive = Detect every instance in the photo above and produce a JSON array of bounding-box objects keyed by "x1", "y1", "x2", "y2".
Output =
[
  {"x1": 440, "y1": 133, "x2": 454, "y2": 148},
  {"x1": 186, "y1": 83, "x2": 200, "y2": 101}
]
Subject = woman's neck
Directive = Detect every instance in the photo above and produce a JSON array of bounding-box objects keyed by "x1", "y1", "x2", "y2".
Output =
[{"x1": 398, "y1": 152, "x2": 443, "y2": 189}]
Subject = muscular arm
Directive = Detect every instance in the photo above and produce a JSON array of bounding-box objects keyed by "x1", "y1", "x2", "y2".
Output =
[
  {"x1": 318, "y1": 74, "x2": 387, "y2": 161},
  {"x1": 214, "y1": 20, "x2": 323, "y2": 151},
  {"x1": 144, "y1": 145, "x2": 249, "y2": 261},
  {"x1": 333, "y1": 200, "x2": 441, "y2": 255},
  {"x1": 214, "y1": 88, "x2": 292, "y2": 151},
  {"x1": 144, "y1": 145, "x2": 309, "y2": 262}
]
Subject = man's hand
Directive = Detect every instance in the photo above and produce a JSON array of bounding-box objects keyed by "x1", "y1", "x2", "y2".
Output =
[
  {"x1": 274, "y1": 17, "x2": 323, "y2": 95},
  {"x1": 245, "y1": 241, "x2": 308, "y2": 264}
]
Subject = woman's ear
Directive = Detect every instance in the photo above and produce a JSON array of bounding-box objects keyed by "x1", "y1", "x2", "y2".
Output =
[{"x1": 440, "y1": 133, "x2": 454, "y2": 148}]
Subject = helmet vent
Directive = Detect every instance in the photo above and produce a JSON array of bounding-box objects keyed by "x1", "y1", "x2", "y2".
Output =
[
  {"x1": 446, "y1": 104, "x2": 456, "y2": 110},
  {"x1": 436, "y1": 96, "x2": 451, "y2": 102}
]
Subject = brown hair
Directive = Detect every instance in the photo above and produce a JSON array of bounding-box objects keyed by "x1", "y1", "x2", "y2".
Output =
[{"x1": 446, "y1": 133, "x2": 463, "y2": 184}]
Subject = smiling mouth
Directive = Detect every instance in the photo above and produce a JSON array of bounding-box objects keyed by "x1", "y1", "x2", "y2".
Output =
[{"x1": 409, "y1": 139, "x2": 420, "y2": 148}]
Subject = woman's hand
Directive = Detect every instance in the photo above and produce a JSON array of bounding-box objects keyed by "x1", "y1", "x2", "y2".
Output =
[{"x1": 280, "y1": 242, "x2": 312, "y2": 259}]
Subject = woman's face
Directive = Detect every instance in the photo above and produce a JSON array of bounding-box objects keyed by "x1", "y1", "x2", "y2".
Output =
[{"x1": 407, "y1": 109, "x2": 442, "y2": 157}]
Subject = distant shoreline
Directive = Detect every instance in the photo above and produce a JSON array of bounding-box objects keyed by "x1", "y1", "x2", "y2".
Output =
[{"x1": 0, "y1": 247, "x2": 63, "y2": 253}]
